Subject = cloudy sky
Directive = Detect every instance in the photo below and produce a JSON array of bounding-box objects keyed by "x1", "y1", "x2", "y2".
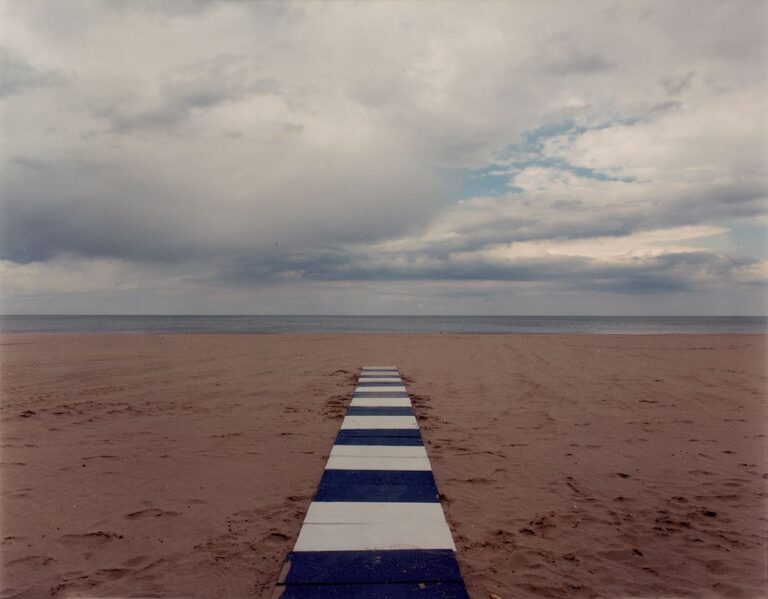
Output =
[{"x1": 1, "y1": 0, "x2": 766, "y2": 315}]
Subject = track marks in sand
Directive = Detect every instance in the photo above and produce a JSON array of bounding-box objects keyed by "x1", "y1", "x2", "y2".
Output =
[
  {"x1": 210, "y1": 431, "x2": 242, "y2": 439},
  {"x1": 44, "y1": 565, "x2": 146, "y2": 598},
  {"x1": 318, "y1": 371, "x2": 357, "y2": 418},
  {"x1": 322, "y1": 394, "x2": 347, "y2": 419},
  {"x1": 82, "y1": 454, "x2": 118, "y2": 461},
  {"x1": 6, "y1": 554, "x2": 56, "y2": 568},
  {"x1": 126, "y1": 508, "x2": 181, "y2": 520},
  {"x1": 458, "y1": 437, "x2": 767, "y2": 598},
  {"x1": 58, "y1": 530, "x2": 125, "y2": 544},
  {"x1": 194, "y1": 500, "x2": 309, "y2": 597}
]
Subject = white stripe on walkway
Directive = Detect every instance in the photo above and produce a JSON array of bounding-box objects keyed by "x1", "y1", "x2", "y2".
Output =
[
  {"x1": 360, "y1": 370, "x2": 400, "y2": 376},
  {"x1": 329, "y1": 445, "x2": 428, "y2": 458},
  {"x1": 340, "y1": 415, "x2": 418, "y2": 430},
  {"x1": 304, "y1": 501, "x2": 448, "y2": 524},
  {"x1": 294, "y1": 521, "x2": 455, "y2": 551},
  {"x1": 357, "y1": 377, "x2": 403, "y2": 383},
  {"x1": 326, "y1": 456, "x2": 431, "y2": 471},
  {"x1": 362, "y1": 366, "x2": 398, "y2": 371},
  {"x1": 350, "y1": 397, "x2": 412, "y2": 407},
  {"x1": 355, "y1": 385, "x2": 407, "y2": 393}
]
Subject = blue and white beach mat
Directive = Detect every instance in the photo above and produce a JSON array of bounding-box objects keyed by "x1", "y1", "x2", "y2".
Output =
[{"x1": 274, "y1": 367, "x2": 469, "y2": 598}]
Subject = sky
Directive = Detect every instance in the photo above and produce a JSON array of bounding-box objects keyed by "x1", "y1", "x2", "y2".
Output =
[{"x1": 0, "y1": 0, "x2": 766, "y2": 315}]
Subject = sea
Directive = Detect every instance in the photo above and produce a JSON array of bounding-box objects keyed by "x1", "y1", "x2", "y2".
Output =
[{"x1": 0, "y1": 315, "x2": 765, "y2": 335}]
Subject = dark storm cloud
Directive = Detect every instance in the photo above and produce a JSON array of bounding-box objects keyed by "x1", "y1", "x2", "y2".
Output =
[
  {"x1": 0, "y1": 187, "x2": 203, "y2": 264},
  {"x1": 0, "y1": 156, "x2": 209, "y2": 264},
  {"x1": 2, "y1": 151, "x2": 762, "y2": 292},
  {"x1": 214, "y1": 243, "x2": 756, "y2": 296},
  {"x1": 672, "y1": 182, "x2": 768, "y2": 222},
  {"x1": 568, "y1": 252, "x2": 744, "y2": 293},
  {"x1": 450, "y1": 182, "x2": 768, "y2": 255},
  {"x1": 0, "y1": 146, "x2": 445, "y2": 265},
  {"x1": 0, "y1": 47, "x2": 63, "y2": 97}
]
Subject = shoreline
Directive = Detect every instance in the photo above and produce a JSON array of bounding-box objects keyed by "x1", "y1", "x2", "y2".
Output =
[
  {"x1": 2, "y1": 331, "x2": 767, "y2": 337},
  {"x1": 2, "y1": 315, "x2": 765, "y2": 337}
]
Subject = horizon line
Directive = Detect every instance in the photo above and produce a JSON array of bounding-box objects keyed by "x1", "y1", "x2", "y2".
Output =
[{"x1": 2, "y1": 314, "x2": 766, "y2": 319}]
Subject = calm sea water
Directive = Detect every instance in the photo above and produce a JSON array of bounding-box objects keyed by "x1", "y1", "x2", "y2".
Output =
[{"x1": 0, "y1": 315, "x2": 765, "y2": 334}]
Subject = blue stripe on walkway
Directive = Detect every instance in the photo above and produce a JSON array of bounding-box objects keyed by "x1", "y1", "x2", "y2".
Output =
[
  {"x1": 336, "y1": 428, "x2": 421, "y2": 439},
  {"x1": 280, "y1": 549, "x2": 462, "y2": 584},
  {"x1": 316, "y1": 470, "x2": 438, "y2": 502},
  {"x1": 276, "y1": 582, "x2": 469, "y2": 598},
  {"x1": 333, "y1": 436, "x2": 424, "y2": 446},
  {"x1": 346, "y1": 406, "x2": 414, "y2": 416}
]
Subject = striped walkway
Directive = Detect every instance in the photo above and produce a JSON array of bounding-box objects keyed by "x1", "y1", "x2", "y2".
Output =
[{"x1": 275, "y1": 366, "x2": 468, "y2": 598}]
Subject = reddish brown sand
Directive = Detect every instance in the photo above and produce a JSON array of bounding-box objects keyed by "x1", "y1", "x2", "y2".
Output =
[{"x1": 1, "y1": 334, "x2": 766, "y2": 598}]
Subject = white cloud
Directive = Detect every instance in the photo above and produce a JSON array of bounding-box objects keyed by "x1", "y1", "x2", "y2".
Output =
[
  {"x1": 466, "y1": 225, "x2": 729, "y2": 262},
  {"x1": 543, "y1": 89, "x2": 766, "y2": 183}
]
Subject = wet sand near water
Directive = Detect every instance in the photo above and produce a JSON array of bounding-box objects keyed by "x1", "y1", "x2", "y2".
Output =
[{"x1": 1, "y1": 334, "x2": 766, "y2": 598}]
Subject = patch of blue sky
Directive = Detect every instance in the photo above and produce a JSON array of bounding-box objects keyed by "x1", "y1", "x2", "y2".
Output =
[
  {"x1": 454, "y1": 157, "x2": 633, "y2": 200},
  {"x1": 662, "y1": 221, "x2": 765, "y2": 260},
  {"x1": 724, "y1": 222, "x2": 768, "y2": 259},
  {"x1": 519, "y1": 119, "x2": 582, "y2": 147},
  {"x1": 459, "y1": 166, "x2": 514, "y2": 197},
  {"x1": 552, "y1": 159, "x2": 635, "y2": 183},
  {"x1": 449, "y1": 119, "x2": 638, "y2": 201}
]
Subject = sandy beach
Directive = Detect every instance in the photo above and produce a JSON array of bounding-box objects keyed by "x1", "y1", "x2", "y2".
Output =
[{"x1": 1, "y1": 333, "x2": 766, "y2": 598}]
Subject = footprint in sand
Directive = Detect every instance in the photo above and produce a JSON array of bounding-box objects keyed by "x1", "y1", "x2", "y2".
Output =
[
  {"x1": 6, "y1": 554, "x2": 55, "y2": 567},
  {"x1": 58, "y1": 531, "x2": 124, "y2": 545},
  {"x1": 2, "y1": 535, "x2": 28, "y2": 549},
  {"x1": 93, "y1": 568, "x2": 130, "y2": 581},
  {"x1": 260, "y1": 531, "x2": 290, "y2": 546},
  {"x1": 125, "y1": 508, "x2": 181, "y2": 520}
]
